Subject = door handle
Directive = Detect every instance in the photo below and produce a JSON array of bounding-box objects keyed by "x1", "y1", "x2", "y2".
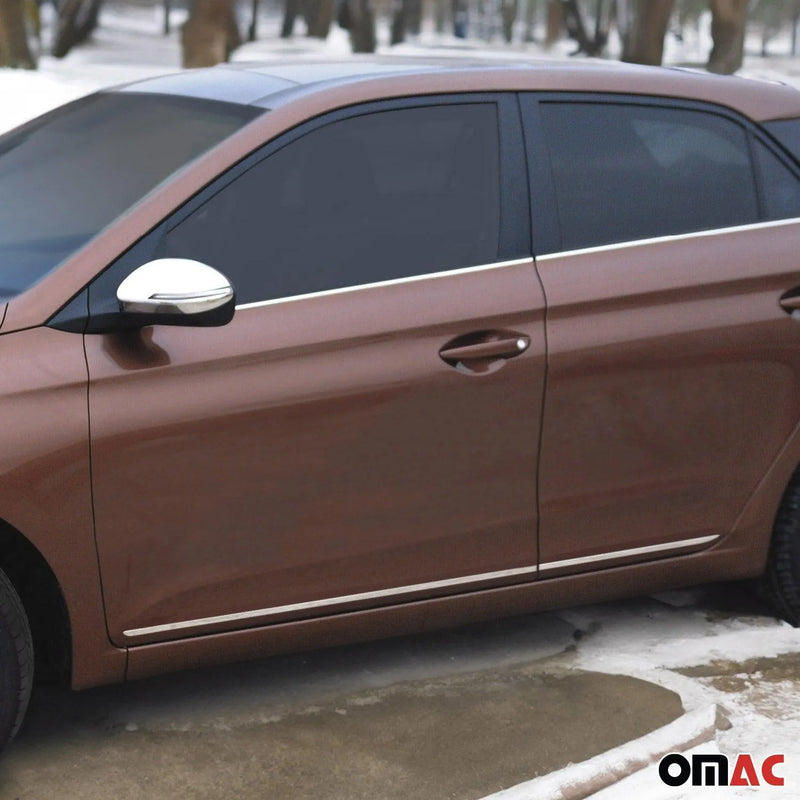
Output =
[
  {"x1": 780, "y1": 291, "x2": 800, "y2": 313},
  {"x1": 439, "y1": 331, "x2": 530, "y2": 374},
  {"x1": 439, "y1": 336, "x2": 529, "y2": 362}
]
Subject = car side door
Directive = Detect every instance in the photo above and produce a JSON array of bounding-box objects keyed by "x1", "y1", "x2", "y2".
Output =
[
  {"x1": 522, "y1": 93, "x2": 800, "y2": 577},
  {"x1": 84, "y1": 94, "x2": 547, "y2": 646}
]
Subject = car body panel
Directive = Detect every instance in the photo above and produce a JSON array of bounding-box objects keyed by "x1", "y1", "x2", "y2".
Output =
[
  {"x1": 85, "y1": 260, "x2": 546, "y2": 645},
  {"x1": 536, "y1": 219, "x2": 800, "y2": 571},
  {"x1": 0, "y1": 327, "x2": 126, "y2": 687}
]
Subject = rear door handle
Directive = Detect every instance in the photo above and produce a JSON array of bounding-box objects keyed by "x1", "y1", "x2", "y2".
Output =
[{"x1": 780, "y1": 291, "x2": 800, "y2": 313}]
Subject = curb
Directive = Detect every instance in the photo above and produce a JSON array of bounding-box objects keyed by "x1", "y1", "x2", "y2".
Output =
[{"x1": 479, "y1": 704, "x2": 720, "y2": 800}]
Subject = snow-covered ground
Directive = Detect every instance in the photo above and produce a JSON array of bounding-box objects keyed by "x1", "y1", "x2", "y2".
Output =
[
  {"x1": 2, "y1": 7, "x2": 800, "y2": 797},
  {"x1": 561, "y1": 591, "x2": 800, "y2": 799}
]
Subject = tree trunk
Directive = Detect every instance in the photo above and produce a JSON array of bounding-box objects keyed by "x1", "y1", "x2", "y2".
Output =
[
  {"x1": 344, "y1": 0, "x2": 375, "y2": 51},
  {"x1": 247, "y1": 0, "x2": 258, "y2": 41},
  {"x1": 308, "y1": 0, "x2": 334, "y2": 37},
  {"x1": 391, "y1": 0, "x2": 406, "y2": 43},
  {"x1": 434, "y1": 0, "x2": 447, "y2": 33},
  {"x1": 707, "y1": 0, "x2": 747, "y2": 75},
  {"x1": 452, "y1": 0, "x2": 467, "y2": 37},
  {"x1": 0, "y1": 0, "x2": 36, "y2": 67},
  {"x1": 281, "y1": 0, "x2": 299, "y2": 36},
  {"x1": 181, "y1": 0, "x2": 241, "y2": 67},
  {"x1": 561, "y1": 0, "x2": 607, "y2": 56},
  {"x1": 544, "y1": 0, "x2": 561, "y2": 46},
  {"x1": 622, "y1": 0, "x2": 674, "y2": 66},
  {"x1": 501, "y1": 0, "x2": 517, "y2": 43},
  {"x1": 52, "y1": 0, "x2": 102, "y2": 58}
]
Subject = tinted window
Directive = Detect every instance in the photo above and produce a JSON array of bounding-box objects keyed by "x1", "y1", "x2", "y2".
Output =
[
  {"x1": 160, "y1": 103, "x2": 501, "y2": 305},
  {"x1": 540, "y1": 102, "x2": 759, "y2": 251},
  {"x1": 755, "y1": 140, "x2": 800, "y2": 220},
  {"x1": 764, "y1": 118, "x2": 800, "y2": 163},
  {"x1": 0, "y1": 93, "x2": 260, "y2": 298}
]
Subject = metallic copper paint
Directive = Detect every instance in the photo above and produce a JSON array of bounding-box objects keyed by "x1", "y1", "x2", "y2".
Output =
[
  {"x1": 86, "y1": 261, "x2": 545, "y2": 646},
  {"x1": 536, "y1": 222, "x2": 800, "y2": 571},
  {"x1": 0, "y1": 328, "x2": 126, "y2": 687},
  {"x1": 125, "y1": 542, "x2": 756, "y2": 682}
]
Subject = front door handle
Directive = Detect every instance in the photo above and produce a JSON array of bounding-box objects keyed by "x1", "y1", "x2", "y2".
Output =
[{"x1": 439, "y1": 331, "x2": 530, "y2": 374}]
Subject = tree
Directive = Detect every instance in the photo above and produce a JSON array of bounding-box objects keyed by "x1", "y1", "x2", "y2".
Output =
[
  {"x1": 622, "y1": 0, "x2": 675, "y2": 66},
  {"x1": 561, "y1": 0, "x2": 612, "y2": 56},
  {"x1": 281, "y1": 0, "x2": 335, "y2": 39},
  {"x1": 182, "y1": 0, "x2": 241, "y2": 67},
  {"x1": 501, "y1": 0, "x2": 518, "y2": 43},
  {"x1": 337, "y1": 0, "x2": 375, "y2": 52},
  {"x1": 391, "y1": 0, "x2": 422, "y2": 44},
  {"x1": 707, "y1": 0, "x2": 747, "y2": 73},
  {"x1": 52, "y1": 0, "x2": 103, "y2": 58},
  {"x1": 0, "y1": 0, "x2": 36, "y2": 67},
  {"x1": 545, "y1": 0, "x2": 562, "y2": 45}
]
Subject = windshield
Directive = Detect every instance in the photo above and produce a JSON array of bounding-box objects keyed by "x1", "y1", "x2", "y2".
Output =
[{"x1": 0, "y1": 91, "x2": 262, "y2": 299}]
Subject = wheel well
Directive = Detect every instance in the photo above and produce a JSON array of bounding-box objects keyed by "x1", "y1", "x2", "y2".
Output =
[{"x1": 0, "y1": 522, "x2": 71, "y2": 685}]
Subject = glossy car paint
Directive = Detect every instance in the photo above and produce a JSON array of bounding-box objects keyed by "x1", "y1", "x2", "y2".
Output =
[
  {"x1": 1, "y1": 61, "x2": 800, "y2": 689},
  {"x1": 86, "y1": 259, "x2": 546, "y2": 646},
  {"x1": 537, "y1": 220, "x2": 800, "y2": 571}
]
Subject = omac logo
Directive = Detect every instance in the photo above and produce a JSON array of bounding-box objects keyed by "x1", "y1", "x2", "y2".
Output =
[{"x1": 658, "y1": 753, "x2": 785, "y2": 788}]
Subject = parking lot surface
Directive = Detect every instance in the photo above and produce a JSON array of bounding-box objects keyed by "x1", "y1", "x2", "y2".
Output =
[{"x1": 2, "y1": 584, "x2": 798, "y2": 800}]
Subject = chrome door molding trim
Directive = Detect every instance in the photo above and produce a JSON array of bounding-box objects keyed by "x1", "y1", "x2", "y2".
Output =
[
  {"x1": 538, "y1": 534, "x2": 718, "y2": 574},
  {"x1": 234, "y1": 257, "x2": 533, "y2": 311},
  {"x1": 123, "y1": 534, "x2": 718, "y2": 638},
  {"x1": 535, "y1": 216, "x2": 800, "y2": 263}
]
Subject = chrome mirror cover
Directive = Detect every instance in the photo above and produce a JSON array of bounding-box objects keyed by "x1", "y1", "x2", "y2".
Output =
[{"x1": 117, "y1": 258, "x2": 234, "y2": 317}]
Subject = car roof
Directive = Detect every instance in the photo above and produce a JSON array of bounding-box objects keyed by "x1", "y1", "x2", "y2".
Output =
[{"x1": 118, "y1": 57, "x2": 800, "y2": 122}]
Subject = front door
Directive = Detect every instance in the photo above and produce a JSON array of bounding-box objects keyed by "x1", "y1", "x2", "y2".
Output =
[{"x1": 86, "y1": 96, "x2": 546, "y2": 646}]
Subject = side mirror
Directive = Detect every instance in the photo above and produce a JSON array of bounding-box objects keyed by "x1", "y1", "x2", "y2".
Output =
[{"x1": 115, "y1": 258, "x2": 235, "y2": 328}]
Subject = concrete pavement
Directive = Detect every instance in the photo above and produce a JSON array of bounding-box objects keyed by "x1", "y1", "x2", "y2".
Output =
[{"x1": 0, "y1": 612, "x2": 685, "y2": 800}]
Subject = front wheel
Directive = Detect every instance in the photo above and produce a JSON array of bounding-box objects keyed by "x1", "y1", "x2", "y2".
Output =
[
  {"x1": 0, "y1": 568, "x2": 33, "y2": 752},
  {"x1": 763, "y1": 472, "x2": 800, "y2": 627}
]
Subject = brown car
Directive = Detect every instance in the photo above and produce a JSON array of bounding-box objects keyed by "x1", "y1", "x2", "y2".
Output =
[{"x1": 2, "y1": 57, "x2": 800, "y2": 749}]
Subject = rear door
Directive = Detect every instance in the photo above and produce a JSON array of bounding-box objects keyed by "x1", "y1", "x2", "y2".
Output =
[
  {"x1": 522, "y1": 94, "x2": 800, "y2": 576},
  {"x1": 86, "y1": 94, "x2": 547, "y2": 645}
]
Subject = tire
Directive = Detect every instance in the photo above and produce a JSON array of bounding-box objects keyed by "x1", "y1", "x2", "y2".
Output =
[
  {"x1": 0, "y1": 568, "x2": 33, "y2": 752},
  {"x1": 763, "y1": 469, "x2": 800, "y2": 627}
]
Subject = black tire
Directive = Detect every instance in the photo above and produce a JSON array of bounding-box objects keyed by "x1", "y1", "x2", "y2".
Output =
[
  {"x1": 0, "y1": 568, "x2": 33, "y2": 752},
  {"x1": 764, "y1": 469, "x2": 800, "y2": 627}
]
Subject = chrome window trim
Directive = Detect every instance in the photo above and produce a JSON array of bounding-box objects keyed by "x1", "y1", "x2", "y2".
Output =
[
  {"x1": 232, "y1": 216, "x2": 800, "y2": 312},
  {"x1": 535, "y1": 215, "x2": 800, "y2": 263},
  {"x1": 123, "y1": 534, "x2": 718, "y2": 638},
  {"x1": 234, "y1": 257, "x2": 533, "y2": 311}
]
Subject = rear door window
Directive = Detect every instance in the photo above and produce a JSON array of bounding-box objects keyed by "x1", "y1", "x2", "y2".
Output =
[
  {"x1": 754, "y1": 138, "x2": 800, "y2": 220},
  {"x1": 538, "y1": 101, "x2": 760, "y2": 251}
]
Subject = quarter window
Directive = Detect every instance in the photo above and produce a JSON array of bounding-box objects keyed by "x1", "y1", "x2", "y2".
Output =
[
  {"x1": 160, "y1": 103, "x2": 501, "y2": 305},
  {"x1": 539, "y1": 102, "x2": 760, "y2": 251}
]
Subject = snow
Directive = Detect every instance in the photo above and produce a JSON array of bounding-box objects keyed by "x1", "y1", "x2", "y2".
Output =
[
  {"x1": 484, "y1": 705, "x2": 719, "y2": 800},
  {"x1": 2, "y1": 7, "x2": 800, "y2": 796},
  {"x1": 559, "y1": 595, "x2": 800, "y2": 799}
]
